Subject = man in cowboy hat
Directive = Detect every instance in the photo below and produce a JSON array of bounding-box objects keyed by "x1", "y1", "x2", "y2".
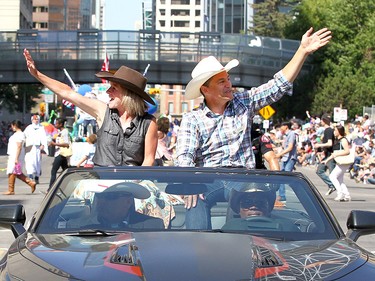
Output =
[
  {"x1": 23, "y1": 50, "x2": 158, "y2": 168},
  {"x1": 176, "y1": 27, "x2": 332, "y2": 229}
]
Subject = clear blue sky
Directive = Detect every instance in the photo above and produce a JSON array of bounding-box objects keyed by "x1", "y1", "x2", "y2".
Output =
[{"x1": 105, "y1": 0, "x2": 143, "y2": 30}]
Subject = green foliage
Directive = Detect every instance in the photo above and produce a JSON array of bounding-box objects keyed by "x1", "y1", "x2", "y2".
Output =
[
  {"x1": 283, "y1": 0, "x2": 375, "y2": 119},
  {"x1": 249, "y1": 0, "x2": 299, "y2": 38},
  {"x1": 0, "y1": 84, "x2": 42, "y2": 113}
]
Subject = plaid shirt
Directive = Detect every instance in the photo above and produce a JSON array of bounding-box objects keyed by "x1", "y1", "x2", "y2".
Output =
[{"x1": 176, "y1": 71, "x2": 292, "y2": 169}]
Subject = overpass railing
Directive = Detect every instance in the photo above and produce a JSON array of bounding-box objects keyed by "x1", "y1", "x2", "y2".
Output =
[{"x1": 0, "y1": 29, "x2": 302, "y2": 70}]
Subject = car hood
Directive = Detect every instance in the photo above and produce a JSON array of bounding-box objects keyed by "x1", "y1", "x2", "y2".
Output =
[{"x1": 5, "y1": 232, "x2": 372, "y2": 281}]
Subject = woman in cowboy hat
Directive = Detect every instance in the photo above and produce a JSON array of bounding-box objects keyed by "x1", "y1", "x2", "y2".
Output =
[
  {"x1": 176, "y1": 27, "x2": 332, "y2": 229},
  {"x1": 23, "y1": 49, "x2": 158, "y2": 167}
]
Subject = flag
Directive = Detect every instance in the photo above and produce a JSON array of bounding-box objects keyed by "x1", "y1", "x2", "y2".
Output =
[
  {"x1": 101, "y1": 51, "x2": 109, "y2": 84},
  {"x1": 63, "y1": 68, "x2": 77, "y2": 111}
]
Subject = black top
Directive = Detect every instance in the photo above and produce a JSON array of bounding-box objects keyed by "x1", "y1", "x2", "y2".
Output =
[
  {"x1": 321, "y1": 127, "x2": 335, "y2": 157},
  {"x1": 93, "y1": 107, "x2": 154, "y2": 166}
]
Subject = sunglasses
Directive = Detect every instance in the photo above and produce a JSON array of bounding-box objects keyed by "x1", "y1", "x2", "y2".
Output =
[{"x1": 240, "y1": 198, "x2": 268, "y2": 210}]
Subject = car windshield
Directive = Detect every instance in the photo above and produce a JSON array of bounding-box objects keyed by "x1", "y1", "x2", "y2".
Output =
[{"x1": 35, "y1": 168, "x2": 337, "y2": 241}]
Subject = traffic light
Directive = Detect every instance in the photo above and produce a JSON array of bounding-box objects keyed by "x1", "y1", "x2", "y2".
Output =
[{"x1": 149, "y1": 88, "x2": 160, "y2": 95}]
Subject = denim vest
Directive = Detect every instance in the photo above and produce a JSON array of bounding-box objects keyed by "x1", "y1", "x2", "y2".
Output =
[{"x1": 93, "y1": 107, "x2": 153, "y2": 166}]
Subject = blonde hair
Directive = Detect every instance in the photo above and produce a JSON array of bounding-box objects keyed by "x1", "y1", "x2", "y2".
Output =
[{"x1": 120, "y1": 86, "x2": 147, "y2": 116}]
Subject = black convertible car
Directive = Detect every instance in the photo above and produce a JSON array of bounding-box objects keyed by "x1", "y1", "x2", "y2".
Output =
[{"x1": 1, "y1": 167, "x2": 375, "y2": 280}]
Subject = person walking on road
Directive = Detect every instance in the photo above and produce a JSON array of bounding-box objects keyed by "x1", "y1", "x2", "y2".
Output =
[
  {"x1": 322, "y1": 124, "x2": 352, "y2": 202},
  {"x1": 3, "y1": 120, "x2": 36, "y2": 195},
  {"x1": 275, "y1": 121, "x2": 298, "y2": 202},
  {"x1": 48, "y1": 118, "x2": 71, "y2": 190},
  {"x1": 314, "y1": 114, "x2": 336, "y2": 196},
  {"x1": 24, "y1": 114, "x2": 48, "y2": 184}
]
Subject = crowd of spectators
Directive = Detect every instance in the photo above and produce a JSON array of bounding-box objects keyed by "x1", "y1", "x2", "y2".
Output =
[
  {"x1": 276, "y1": 113, "x2": 375, "y2": 185},
  {"x1": 2, "y1": 112, "x2": 375, "y2": 189}
]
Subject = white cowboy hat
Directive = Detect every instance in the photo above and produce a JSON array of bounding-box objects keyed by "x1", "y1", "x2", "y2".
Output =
[{"x1": 185, "y1": 56, "x2": 239, "y2": 100}]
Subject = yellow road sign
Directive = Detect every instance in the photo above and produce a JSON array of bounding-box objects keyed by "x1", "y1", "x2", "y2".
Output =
[{"x1": 259, "y1": 105, "x2": 275, "y2": 120}]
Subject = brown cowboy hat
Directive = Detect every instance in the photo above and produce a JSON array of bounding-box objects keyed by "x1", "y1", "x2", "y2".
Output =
[{"x1": 95, "y1": 66, "x2": 155, "y2": 105}]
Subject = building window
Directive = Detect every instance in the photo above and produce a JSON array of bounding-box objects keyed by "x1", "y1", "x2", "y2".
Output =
[
  {"x1": 159, "y1": 20, "x2": 165, "y2": 27},
  {"x1": 171, "y1": 0, "x2": 190, "y2": 4},
  {"x1": 160, "y1": 9, "x2": 165, "y2": 16},
  {"x1": 168, "y1": 102, "x2": 174, "y2": 114},
  {"x1": 195, "y1": 21, "x2": 200, "y2": 27},
  {"x1": 172, "y1": 9, "x2": 190, "y2": 16},
  {"x1": 195, "y1": 10, "x2": 200, "y2": 16},
  {"x1": 182, "y1": 102, "x2": 188, "y2": 113}
]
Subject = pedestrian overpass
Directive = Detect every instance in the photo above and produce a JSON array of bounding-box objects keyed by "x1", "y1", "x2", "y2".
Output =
[{"x1": 0, "y1": 29, "x2": 309, "y2": 87}]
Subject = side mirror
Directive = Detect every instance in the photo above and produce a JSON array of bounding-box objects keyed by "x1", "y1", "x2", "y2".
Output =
[
  {"x1": 346, "y1": 210, "x2": 375, "y2": 241},
  {"x1": 0, "y1": 204, "x2": 27, "y2": 238}
]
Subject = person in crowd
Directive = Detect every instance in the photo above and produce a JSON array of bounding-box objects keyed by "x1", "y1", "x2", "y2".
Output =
[
  {"x1": 76, "y1": 134, "x2": 97, "y2": 168},
  {"x1": 251, "y1": 124, "x2": 280, "y2": 170},
  {"x1": 314, "y1": 114, "x2": 336, "y2": 196},
  {"x1": 154, "y1": 117, "x2": 174, "y2": 166},
  {"x1": 68, "y1": 182, "x2": 164, "y2": 229},
  {"x1": 361, "y1": 113, "x2": 372, "y2": 134},
  {"x1": 176, "y1": 27, "x2": 332, "y2": 229},
  {"x1": 364, "y1": 162, "x2": 375, "y2": 185},
  {"x1": 48, "y1": 118, "x2": 71, "y2": 189},
  {"x1": 24, "y1": 114, "x2": 48, "y2": 184},
  {"x1": 322, "y1": 124, "x2": 352, "y2": 201},
  {"x1": 350, "y1": 145, "x2": 366, "y2": 179},
  {"x1": 3, "y1": 120, "x2": 36, "y2": 195},
  {"x1": 23, "y1": 49, "x2": 158, "y2": 167},
  {"x1": 275, "y1": 121, "x2": 298, "y2": 202},
  {"x1": 297, "y1": 141, "x2": 314, "y2": 166}
]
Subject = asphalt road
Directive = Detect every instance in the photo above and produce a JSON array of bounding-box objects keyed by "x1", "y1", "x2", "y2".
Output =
[{"x1": 1, "y1": 151, "x2": 375, "y2": 259}]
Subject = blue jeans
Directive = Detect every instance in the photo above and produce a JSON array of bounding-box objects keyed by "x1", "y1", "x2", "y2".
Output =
[
  {"x1": 185, "y1": 181, "x2": 244, "y2": 229},
  {"x1": 353, "y1": 156, "x2": 363, "y2": 172},
  {"x1": 279, "y1": 158, "x2": 297, "y2": 199},
  {"x1": 316, "y1": 159, "x2": 336, "y2": 188}
]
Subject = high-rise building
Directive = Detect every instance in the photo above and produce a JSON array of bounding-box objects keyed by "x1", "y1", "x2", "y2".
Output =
[
  {"x1": 205, "y1": 0, "x2": 250, "y2": 34},
  {"x1": 32, "y1": 0, "x2": 99, "y2": 31},
  {"x1": 0, "y1": 0, "x2": 33, "y2": 31},
  {"x1": 154, "y1": 0, "x2": 204, "y2": 33},
  {"x1": 93, "y1": 0, "x2": 105, "y2": 30}
]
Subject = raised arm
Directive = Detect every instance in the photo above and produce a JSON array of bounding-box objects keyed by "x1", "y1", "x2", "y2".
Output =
[
  {"x1": 23, "y1": 49, "x2": 106, "y2": 122},
  {"x1": 282, "y1": 27, "x2": 332, "y2": 83}
]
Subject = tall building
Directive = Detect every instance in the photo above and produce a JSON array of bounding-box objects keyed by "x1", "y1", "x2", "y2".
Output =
[
  {"x1": 205, "y1": 0, "x2": 250, "y2": 34},
  {"x1": 93, "y1": 0, "x2": 105, "y2": 30},
  {"x1": 151, "y1": 0, "x2": 206, "y2": 117},
  {"x1": 0, "y1": 0, "x2": 33, "y2": 31},
  {"x1": 155, "y1": 0, "x2": 204, "y2": 33},
  {"x1": 32, "y1": 0, "x2": 98, "y2": 31}
]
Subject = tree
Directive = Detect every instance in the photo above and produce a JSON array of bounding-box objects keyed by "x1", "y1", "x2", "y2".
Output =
[
  {"x1": 249, "y1": 0, "x2": 299, "y2": 38},
  {"x1": 0, "y1": 84, "x2": 42, "y2": 113},
  {"x1": 281, "y1": 0, "x2": 375, "y2": 119}
]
